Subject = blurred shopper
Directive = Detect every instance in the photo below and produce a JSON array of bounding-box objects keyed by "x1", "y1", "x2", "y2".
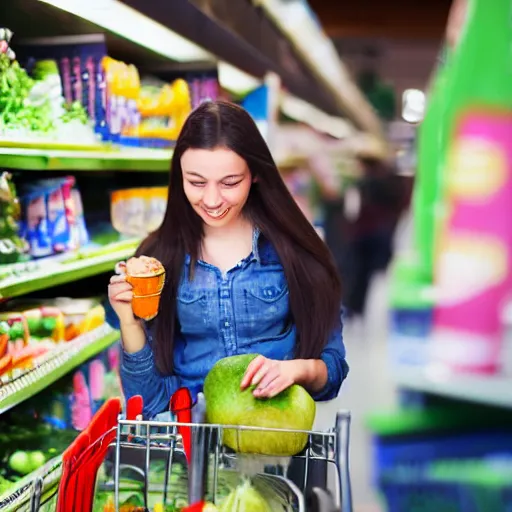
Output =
[
  {"x1": 344, "y1": 156, "x2": 406, "y2": 317},
  {"x1": 311, "y1": 145, "x2": 408, "y2": 319}
]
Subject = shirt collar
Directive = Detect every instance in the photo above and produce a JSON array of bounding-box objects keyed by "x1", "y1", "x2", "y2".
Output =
[{"x1": 184, "y1": 227, "x2": 278, "y2": 267}]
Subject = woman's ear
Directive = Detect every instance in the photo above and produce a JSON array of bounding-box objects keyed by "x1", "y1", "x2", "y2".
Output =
[{"x1": 252, "y1": 176, "x2": 259, "y2": 183}]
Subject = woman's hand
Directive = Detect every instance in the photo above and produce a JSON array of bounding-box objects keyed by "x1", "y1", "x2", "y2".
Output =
[
  {"x1": 108, "y1": 273, "x2": 136, "y2": 326},
  {"x1": 240, "y1": 356, "x2": 300, "y2": 398},
  {"x1": 240, "y1": 356, "x2": 329, "y2": 398}
]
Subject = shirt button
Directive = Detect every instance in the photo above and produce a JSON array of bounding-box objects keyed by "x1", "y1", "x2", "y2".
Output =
[{"x1": 224, "y1": 321, "x2": 230, "y2": 327}]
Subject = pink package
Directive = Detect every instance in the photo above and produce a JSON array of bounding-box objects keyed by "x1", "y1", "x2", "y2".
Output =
[{"x1": 432, "y1": 108, "x2": 512, "y2": 374}]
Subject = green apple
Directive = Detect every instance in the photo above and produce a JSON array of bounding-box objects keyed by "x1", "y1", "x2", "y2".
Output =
[
  {"x1": 8, "y1": 451, "x2": 31, "y2": 475},
  {"x1": 29, "y1": 451, "x2": 46, "y2": 471}
]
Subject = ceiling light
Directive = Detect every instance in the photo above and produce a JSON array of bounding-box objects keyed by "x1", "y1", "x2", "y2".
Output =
[{"x1": 38, "y1": 0, "x2": 214, "y2": 62}]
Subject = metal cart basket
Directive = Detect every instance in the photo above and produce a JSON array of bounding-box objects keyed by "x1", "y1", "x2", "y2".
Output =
[{"x1": 49, "y1": 394, "x2": 352, "y2": 512}]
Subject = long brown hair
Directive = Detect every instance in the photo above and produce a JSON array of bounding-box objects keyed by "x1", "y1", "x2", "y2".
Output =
[{"x1": 137, "y1": 100, "x2": 342, "y2": 375}]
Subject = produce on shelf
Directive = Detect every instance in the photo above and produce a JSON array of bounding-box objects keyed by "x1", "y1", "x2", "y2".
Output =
[
  {"x1": 0, "y1": 28, "x2": 15, "y2": 61},
  {"x1": 204, "y1": 354, "x2": 316, "y2": 456},
  {"x1": 0, "y1": 171, "x2": 27, "y2": 264},
  {"x1": 0, "y1": 299, "x2": 105, "y2": 381},
  {"x1": 8, "y1": 450, "x2": 46, "y2": 476},
  {"x1": 0, "y1": 404, "x2": 78, "y2": 494},
  {"x1": 0, "y1": 29, "x2": 90, "y2": 143}
]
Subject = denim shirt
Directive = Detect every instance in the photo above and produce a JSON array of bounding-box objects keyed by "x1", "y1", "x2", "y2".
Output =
[{"x1": 116, "y1": 230, "x2": 349, "y2": 418}]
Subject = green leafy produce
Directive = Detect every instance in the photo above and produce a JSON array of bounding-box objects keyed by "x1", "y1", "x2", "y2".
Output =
[
  {"x1": 0, "y1": 53, "x2": 88, "y2": 133},
  {"x1": 204, "y1": 354, "x2": 315, "y2": 456},
  {"x1": 0, "y1": 475, "x2": 12, "y2": 495},
  {"x1": 0, "y1": 172, "x2": 26, "y2": 264},
  {"x1": 61, "y1": 101, "x2": 88, "y2": 124},
  {"x1": 218, "y1": 479, "x2": 271, "y2": 512}
]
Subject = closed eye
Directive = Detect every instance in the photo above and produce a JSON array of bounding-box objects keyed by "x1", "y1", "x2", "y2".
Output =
[
  {"x1": 222, "y1": 181, "x2": 242, "y2": 188},
  {"x1": 189, "y1": 181, "x2": 206, "y2": 187}
]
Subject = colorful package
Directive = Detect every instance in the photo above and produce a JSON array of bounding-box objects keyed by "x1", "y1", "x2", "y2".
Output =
[
  {"x1": 19, "y1": 189, "x2": 53, "y2": 258},
  {"x1": 71, "y1": 187, "x2": 89, "y2": 246},
  {"x1": 19, "y1": 177, "x2": 89, "y2": 257},
  {"x1": 44, "y1": 344, "x2": 123, "y2": 430}
]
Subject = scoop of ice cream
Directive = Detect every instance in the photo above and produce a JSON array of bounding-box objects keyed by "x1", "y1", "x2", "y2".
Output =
[{"x1": 126, "y1": 255, "x2": 164, "y2": 277}]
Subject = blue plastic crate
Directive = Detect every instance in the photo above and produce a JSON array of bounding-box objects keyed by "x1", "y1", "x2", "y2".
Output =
[
  {"x1": 379, "y1": 457, "x2": 512, "y2": 512},
  {"x1": 381, "y1": 480, "x2": 512, "y2": 512},
  {"x1": 373, "y1": 431, "x2": 512, "y2": 483},
  {"x1": 380, "y1": 481, "x2": 471, "y2": 512}
]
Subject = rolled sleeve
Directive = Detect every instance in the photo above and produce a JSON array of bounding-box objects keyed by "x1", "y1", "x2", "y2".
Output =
[
  {"x1": 121, "y1": 343, "x2": 155, "y2": 374},
  {"x1": 310, "y1": 309, "x2": 349, "y2": 401}
]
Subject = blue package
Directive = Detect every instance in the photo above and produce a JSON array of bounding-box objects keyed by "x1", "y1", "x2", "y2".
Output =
[{"x1": 20, "y1": 190, "x2": 53, "y2": 258}]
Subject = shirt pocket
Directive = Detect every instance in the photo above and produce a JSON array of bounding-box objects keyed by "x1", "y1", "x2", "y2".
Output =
[
  {"x1": 177, "y1": 287, "x2": 211, "y2": 335},
  {"x1": 242, "y1": 275, "x2": 290, "y2": 326}
]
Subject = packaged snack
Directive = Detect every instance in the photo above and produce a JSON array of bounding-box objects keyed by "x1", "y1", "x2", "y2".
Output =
[
  {"x1": 46, "y1": 182, "x2": 73, "y2": 253},
  {"x1": 145, "y1": 187, "x2": 167, "y2": 232},
  {"x1": 20, "y1": 189, "x2": 53, "y2": 258},
  {"x1": 71, "y1": 187, "x2": 89, "y2": 246},
  {"x1": 110, "y1": 188, "x2": 127, "y2": 235}
]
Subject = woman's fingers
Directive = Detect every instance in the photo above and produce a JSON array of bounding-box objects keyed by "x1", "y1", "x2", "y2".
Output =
[
  {"x1": 250, "y1": 360, "x2": 274, "y2": 387},
  {"x1": 115, "y1": 261, "x2": 127, "y2": 275},
  {"x1": 240, "y1": 355, "x2": 266, "y2": 389},
  {"x1": 254, "y1": 366, "x2": 280, "y2": 392},
  {"x1": 112, "y1": 290, "x2": 133, "y2": 302},
  {"x1": 254, "y1": 376, "x2": 293, "y2": 398},
  {"x1": 110, "y1": 274, "x2": 127, "y2": 284},
  {"x1": 108, "y1": 279, "x2": 133, "y2": 301}
]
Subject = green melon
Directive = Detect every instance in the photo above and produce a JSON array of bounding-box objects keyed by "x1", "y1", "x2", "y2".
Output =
[{"x1": 203, "y1": 354, "x2": 316, "y2": 456}]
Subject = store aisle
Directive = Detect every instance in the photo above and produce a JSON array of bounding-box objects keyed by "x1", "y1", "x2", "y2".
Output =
[{"x1": 316, "y1": 272, "x2": 398, "y2": 512}]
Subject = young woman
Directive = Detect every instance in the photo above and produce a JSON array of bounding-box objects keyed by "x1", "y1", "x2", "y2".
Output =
[{"x1": 108, "y1": 100, "x2": 348, "y2": 419}]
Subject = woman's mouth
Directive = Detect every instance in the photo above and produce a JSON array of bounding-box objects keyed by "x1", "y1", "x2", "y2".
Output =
[{"x1": 201, "y1": 206, "x2": 231, "y2": 220}]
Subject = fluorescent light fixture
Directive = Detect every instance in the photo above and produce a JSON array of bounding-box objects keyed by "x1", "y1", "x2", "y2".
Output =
[
  {"x1": 257, "y1": 0, "x2": 383, "y2": 139},
  {"x1": 218, "y1": 61, "x2": 262, "y2": 95},
  {"x1": 280, "y1": 93, "x2": 354, "y2": 139},
  {"x1": 38, "y1": 0, "x2": 214, "y2": 62}
]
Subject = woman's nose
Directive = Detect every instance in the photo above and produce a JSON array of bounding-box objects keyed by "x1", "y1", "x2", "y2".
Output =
[{"x1": 202, "y1": 184, "x2": 222, "y2": 208}]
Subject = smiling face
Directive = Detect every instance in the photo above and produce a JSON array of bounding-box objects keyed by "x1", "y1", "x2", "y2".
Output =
[{"x1": 181, "y1": 147, "x2": 253, "y2": 229}]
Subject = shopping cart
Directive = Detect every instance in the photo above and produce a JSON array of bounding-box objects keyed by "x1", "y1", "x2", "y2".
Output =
[{"x1": 53, "y1": 391, "x2": 353, "y2": 512}]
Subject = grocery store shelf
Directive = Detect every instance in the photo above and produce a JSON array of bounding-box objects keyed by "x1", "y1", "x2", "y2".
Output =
[
  {"x1": 0, "y1": 146, "x2": 172, "y2": 172},
  {"x1": 0, "y1": 324, "x2": 120, "y2": 415},
  {"x1": 257, "y1": 0, "x2": 384, "y2": 140},
  {"x1": 0, "y1": 455, "x2": 62, "y2": 512},
  {"x1": 395, "y1": 366, "x2": 512, "y2": 409},
  {"x1": 0, "y1": 239, "x2": 140, "y2": 299}
]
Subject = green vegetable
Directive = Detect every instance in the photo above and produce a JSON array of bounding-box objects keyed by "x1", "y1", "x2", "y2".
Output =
[
  {"x1": 28, "y1": 450, "x2": 46, "y2": 471},
  {"x1": 8, "y1": 322, "x2": 25, "y2": 341},
  {"x1": 219, "y1": 479, "x2": 271, "y2": 512},
  {"x1": 204, "y1": 354, "x2": 316, "y2": 456},
  {"x1": 0, "y1": 53, "x2": 89, "y2": 134},
  {"x1": 61, "y1": 101, "x2": 88, "y2": 124},
  {"x1": 8, "y1": 451, "x2": 31, "y2": 475}
]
